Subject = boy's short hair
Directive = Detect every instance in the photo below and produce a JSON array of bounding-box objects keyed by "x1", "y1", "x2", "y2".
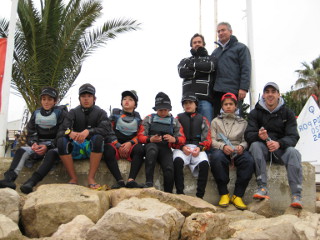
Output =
[{"x1": 40, "y1": 87, "x2": 58, "y2": 100}]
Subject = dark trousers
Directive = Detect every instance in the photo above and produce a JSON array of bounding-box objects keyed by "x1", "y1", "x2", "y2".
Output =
[
  {"x1": 210, "y1": 149, "x2": 254, "y2": 197},
  {"x1": 103, "y1": 143, "x2": 145, "y2": 181},
  {"x1": 174, "y1": 157, "x2": 209, "y2": 198},
  {"x1": 145, "y1": 143, "x2": 174, "y2": 193}
]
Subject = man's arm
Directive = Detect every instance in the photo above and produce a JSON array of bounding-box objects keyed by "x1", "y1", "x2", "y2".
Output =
[
  {"x1": 244, "y1": 110, "x2": 261, "y2": 144},
  {"x1": 178, "y1": 58, "x2": 196, "y2": 79},
  {"x1": 88, "y1": 110, "x2": 109, "y2": 138},
  {"x1": 238, "y1": 45, "x2": 251, "y2": 93},
  {"x1": 278, "y1": 109, "x2": 300, "y2": 148}
]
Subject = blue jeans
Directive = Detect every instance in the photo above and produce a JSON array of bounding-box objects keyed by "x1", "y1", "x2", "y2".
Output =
[{"x1": 198, "y1": 100, "x2": 213, "y2": 124}]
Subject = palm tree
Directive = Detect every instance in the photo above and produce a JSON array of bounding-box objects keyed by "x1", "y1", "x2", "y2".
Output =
[
  {"x1": 0, "y1": 0, "x2": 140, "y2": 112},
  {"x1": 293, "y1": 56, "x2": 320, "y2": 107}
]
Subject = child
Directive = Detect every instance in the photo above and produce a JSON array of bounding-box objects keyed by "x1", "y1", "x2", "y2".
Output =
[
  {"x1": 138, "y1": 92, "x2": 185, "y2": 193},
  {"x1": 0, "y1": 87, "x2": 67, "y2": 194},
  {"x1": 104, "y1": 90, "x2": 144, "y2": 188},
  {"x1": 57, "y1": 83, "x2": 110, "y2": 189},
  {"x1": 210, "y1": 92, "x2": 254, "y2": 210},
  {"x1": 173, "y1": 92, "x2": 211, "y2": 198}
]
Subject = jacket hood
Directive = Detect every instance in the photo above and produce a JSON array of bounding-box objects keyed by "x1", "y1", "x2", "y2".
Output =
[{"x1": 257, "y1": 96, "x2": 285, "y2": 113}]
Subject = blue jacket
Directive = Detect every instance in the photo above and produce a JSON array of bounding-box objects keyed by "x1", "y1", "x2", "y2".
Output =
[{"x1": 211, "y1": 35, "x2": 251, "y2": 94}]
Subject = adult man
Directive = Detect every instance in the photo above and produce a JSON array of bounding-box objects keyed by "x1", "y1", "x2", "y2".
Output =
[
  {"x1": 57, "y1": 83, "x2": 110, "y2": 189},
  {"x1": 211, "y1": 22, "x2": 251, "y2": 117},
  {"x1": 178, "y1": 33, "x2": 215, "y2": 123},
  {"x1": 245, "y1": 82, "x2": 303, "y2": 209}
]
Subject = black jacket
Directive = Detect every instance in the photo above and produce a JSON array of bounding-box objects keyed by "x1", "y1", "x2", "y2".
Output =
[
  {"x1": 245, "y1": 98, "x2": 299, "y2": 149},
  {"x1": 57, "y1": 105, "x2": 111, "y2": 139},
  {"x1": 178, "y1": 47, "x2": 215, "y2": 102}
]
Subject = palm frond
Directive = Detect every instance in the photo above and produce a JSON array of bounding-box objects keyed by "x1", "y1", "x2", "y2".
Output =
[{"x1": 10, "y1": 0, "x2": 141, "y2": 112}]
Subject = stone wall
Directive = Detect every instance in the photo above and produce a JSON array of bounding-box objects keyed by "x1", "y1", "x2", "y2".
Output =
[{"x1": 0, "y1": 157, "x2": 316, "y2": 213}]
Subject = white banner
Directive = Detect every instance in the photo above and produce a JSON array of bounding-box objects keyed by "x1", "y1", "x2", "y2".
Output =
[{"x1": 296, "y1": 96, "x2": 320, "y2": 165}]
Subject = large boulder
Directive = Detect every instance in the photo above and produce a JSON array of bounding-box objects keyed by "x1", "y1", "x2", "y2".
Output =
[
  {"x1": 21, "y1": 184, "x2": 110, "y2": 238},
  {"x1": 108, "y1": 187, "x2": 217, "y2": 216},
  {"x1": 229, "y1": 214, "x2": 302, "y2": 240},
  {"x1": 0, "y1": 188, "x2": 20, "y2": 223},
  {"x1": 48, "y1": 215, "x2": 95, "y2": 240},
  {"x1": 180, "y1": 212, "x2": 234, "y2": 240},
  {"x1": 0, "y1": 214, "x2": 22, "y2": 239},
  {"x1": 86, "y1": 197, "x2": 185, "y2": 240}
]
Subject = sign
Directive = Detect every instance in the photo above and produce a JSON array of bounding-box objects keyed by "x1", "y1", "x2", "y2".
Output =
[
  {"x1": 0, "y1": 38, "x2": 7, "y2": 111},
  {"x1": 296, "y1": 96, "x2": 320, "y2": 165}
]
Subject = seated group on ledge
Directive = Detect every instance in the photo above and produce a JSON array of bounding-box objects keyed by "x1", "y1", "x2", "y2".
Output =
[{"x1": 0, "y1": 82, "x2": 303, "y2": 210}]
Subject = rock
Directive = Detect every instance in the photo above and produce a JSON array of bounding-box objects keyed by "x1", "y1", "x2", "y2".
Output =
[
  {"x1": 21, "y1": 184, "x2": 110, "y2": 238},
  {"x1": 285, "y1": 210, "x2": 319, "y2": 239},
  {"x1": 48, "y1": 215, "x2": 95, "y2": 240},
  {"x1": 229, "y1": 214, "x2": 301, "y2": 240},
  {"x1": 0, "y1": 214, "x2": 22, "y2": 239},
  {"x1": 109, "y1": 187, "x2": 217, "y2": 216},
  {"x1": 217, "y1": 206, "x2": 265, "y2": 223},
  {"x1": 316, "y1": 201, "x2": 320, "y2": 213},
  {"x1": 247, "y1": 198, "x2": 275, "y2": 218},
  {"x1": 180, "y1": 212, "x2": 234, "y2": 240},
  {"x1": 86, "y1": 197, "x2": 185, "y2": 240},
  {"x1": 0, "y1": 188, "x2": 20, "y2": 223}
]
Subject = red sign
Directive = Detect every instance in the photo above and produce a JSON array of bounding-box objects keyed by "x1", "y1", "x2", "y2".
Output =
[{"x1": 0, "y1": 38, "x2": 7, "y2": 111}]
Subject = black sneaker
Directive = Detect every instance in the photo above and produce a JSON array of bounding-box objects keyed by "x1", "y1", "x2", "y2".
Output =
[
  {"x1": 125, "y1": 180, "x2": 144, "y2": 188},
  {"x1": 143, "y1": 182, "x2": 153, "y2": 188},
  {"x1": 20, "y1": 180, "x2": 36, "y2": 194},
  {"x1": 111, "y1": 180, "x2": 126, "y2": 189},
  {"x1": 0, "y1": 180, "x2": 16, "y2": 190}
]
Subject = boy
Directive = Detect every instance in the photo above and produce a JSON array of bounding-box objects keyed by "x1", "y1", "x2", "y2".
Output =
[
  {"x1": 210, "y1": 93, "x2": 254, "y2": 210},
  {"x1": 0, "y1": 87, "x2": 67, "y2": 194},
  {"x1": 138, "y1": 92, "x2": 185, "y2": 193},
  {"x1": 104, "y1": 90, "x2": 144, "y2": 188},
  {"x1": 173, "y1": 92, "x2": 211, "y2": 198},
  {"x1": 57, "y1": 83, "x2": 110, "y2": 189}
]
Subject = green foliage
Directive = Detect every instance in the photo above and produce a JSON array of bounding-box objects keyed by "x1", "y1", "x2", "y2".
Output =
[
  {"x1": 241, "y1": 103, "x2": 250, "y2": 120},
  {"x1": 293, "y1": 55, "x2": 320, "y2": 107},
  {"x1": 282, "y1": 91, "x2": 307, "y2": 116},
  {"x1": 0, "y1": 0, "x2": 140, "y2": 112}
]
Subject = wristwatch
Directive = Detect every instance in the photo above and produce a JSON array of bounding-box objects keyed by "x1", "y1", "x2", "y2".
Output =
[{"x1": 65, "y1": 128, "x2": 72, "y2": 135}]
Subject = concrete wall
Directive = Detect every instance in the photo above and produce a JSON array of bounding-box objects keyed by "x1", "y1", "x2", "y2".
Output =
[{"x1": 0, "y1": 157, "x2": 316, "y2": 213}]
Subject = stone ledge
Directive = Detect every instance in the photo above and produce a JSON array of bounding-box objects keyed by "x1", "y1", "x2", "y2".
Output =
[{"x1": 0, "y1": 158, "x2": 316, "y2": 213}]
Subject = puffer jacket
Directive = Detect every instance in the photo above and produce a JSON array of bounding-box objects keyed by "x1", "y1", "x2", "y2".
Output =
[
  {"x1": 178, "y1": 47, "x2": 215, "y2": 101},
  {"x1": 211, "y1": 112, "x2": 248, "y2": 150},
  {"x1": 244, "y1": 97, "x2": 300, "y2": 149},
  {"x1": 211, "y1": 35, "x2": 251, "y2": 94}
]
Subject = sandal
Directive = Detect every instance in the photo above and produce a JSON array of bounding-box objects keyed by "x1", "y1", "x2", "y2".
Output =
[{"x1": 88, "y1": 183, "x2": 102, "y2": 190}]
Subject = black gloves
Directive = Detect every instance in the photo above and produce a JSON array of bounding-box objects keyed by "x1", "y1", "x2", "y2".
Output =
[{"x1": 196, "y1": 47, "x2": 208, "y2": 57}]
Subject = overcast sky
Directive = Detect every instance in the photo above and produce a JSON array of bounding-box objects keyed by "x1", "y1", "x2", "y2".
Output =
[{"x1": 1, "y1": 0, "x2": 320, "y2": 122}]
